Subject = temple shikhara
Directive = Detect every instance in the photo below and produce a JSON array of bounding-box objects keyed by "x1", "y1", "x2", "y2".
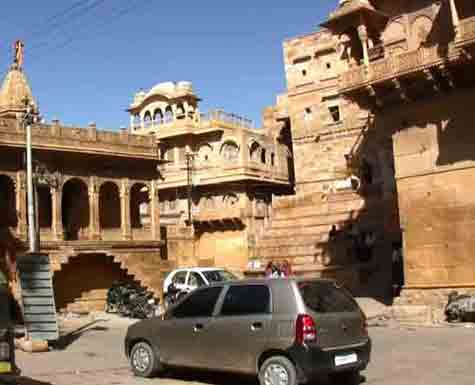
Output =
[{"x1": 0, "y1": 0, "x2": 474, "y2": 322}]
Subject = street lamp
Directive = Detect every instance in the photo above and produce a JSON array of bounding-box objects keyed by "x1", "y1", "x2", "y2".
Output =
[{"x1": 21, "y1": 97, "x2": 39, "y2": 253}]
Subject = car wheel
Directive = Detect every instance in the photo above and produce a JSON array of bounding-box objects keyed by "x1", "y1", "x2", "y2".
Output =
[
  {"x1": 259, "y1": 356, "x2": 297, "y2": 385},
  {"x1": 330, "y1": 370, "x2": 360, "y2": 385},
  {"x1": 130, "y1": 341, "x2": 160, "y2": 378}
]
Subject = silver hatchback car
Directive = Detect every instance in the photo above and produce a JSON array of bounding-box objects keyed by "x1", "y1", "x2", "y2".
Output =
[{"x1": 125, "y1": 278, "x2": 371, "y2": 385}]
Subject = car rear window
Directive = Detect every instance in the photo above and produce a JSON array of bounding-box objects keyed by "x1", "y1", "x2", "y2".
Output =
[{"x1": 297, "y1": 281, "x2": 359, "y2": 313}]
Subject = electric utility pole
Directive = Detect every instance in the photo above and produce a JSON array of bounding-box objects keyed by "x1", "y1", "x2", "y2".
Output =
[{"x1": 184, "y1": 152, "x2": 196, "y2": 225}]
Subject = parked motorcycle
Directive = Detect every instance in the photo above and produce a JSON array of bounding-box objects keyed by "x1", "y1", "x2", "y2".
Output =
[
  {"x1": 445, "y1": 291, "x2": 475, "y2": 323},
  {"x1": 106, "y1": 282, "x2": 157, "y2": 319}
]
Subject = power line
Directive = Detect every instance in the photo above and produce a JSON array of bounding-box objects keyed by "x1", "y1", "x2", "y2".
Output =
[{"x1": 31, "y1": 0, "x2": 153, "y2": 64}]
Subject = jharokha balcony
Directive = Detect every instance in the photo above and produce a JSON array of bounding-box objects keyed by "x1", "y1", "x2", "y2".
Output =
[
  {"x1": 340, "y1": 17, "x2": 475, "y2": 94},
  {"x1": 340, "y1": 45, "x2": 464, "y2": 93}
]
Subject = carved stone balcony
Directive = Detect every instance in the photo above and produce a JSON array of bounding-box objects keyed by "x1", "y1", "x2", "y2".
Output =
[{"x1": 340, "y1": 46, "x2": 448, "y2": 93}]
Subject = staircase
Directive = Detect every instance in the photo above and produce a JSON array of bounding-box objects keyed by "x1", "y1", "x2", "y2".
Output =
[
  {"x1": 253, "y1": 188, "x2": 392, "y2": 295},
  {"x1": 51, "y1": 252, "x2": 171, "y2": 314}
]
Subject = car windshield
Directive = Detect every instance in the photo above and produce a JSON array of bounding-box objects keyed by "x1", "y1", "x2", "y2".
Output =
[{"x1": 203, "y1": 270, "x2": 237, "y2": 283}]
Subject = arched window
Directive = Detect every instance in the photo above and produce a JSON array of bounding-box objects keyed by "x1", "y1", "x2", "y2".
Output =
[
  {"x1": 143, "y1": 111, "x2": 152, "y2": 128},
  {"x1": 261, "y1": 149, "x2": 267, "y2": 164},
  {"x1": 130, "y1": 183, "x2": 150, "y2": 229},
  {"x1": 99, "y1": 182, "x2": 121, "y2": 229},
  {"x1": 62, "y1": 179, "x2": 90, "y2": 240},
  {"x1": 153, "y1": 109, "x2": 163, "y2": 125},
  {"x1": 249, "y1": 142, "x2": 261, "y2": 162},
  {"x1": 164, "y1": 106, "x2": 173, "y2": 123},
  {"x1": 221, "y1": 141, "x2": 239, "y2": 162}
]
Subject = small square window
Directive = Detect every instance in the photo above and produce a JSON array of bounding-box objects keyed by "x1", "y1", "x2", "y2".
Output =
[
  {"x1": 326, "y1": 62, "x2": 332, "y2": 69},
  {"x1": 302, "y1": 69, "x2": 307, "y2": 76},
  {"x1": 329, "y1": 106, "x2": 341, "y2": 123}
]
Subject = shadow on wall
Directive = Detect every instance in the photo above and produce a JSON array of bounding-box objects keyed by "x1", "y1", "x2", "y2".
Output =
[
  {"x1": 436, "y1": 110, "x2": 475, "y2": 166},
  {"x1": 316, "y1": 114, "x2": 402, "y2": 303}
]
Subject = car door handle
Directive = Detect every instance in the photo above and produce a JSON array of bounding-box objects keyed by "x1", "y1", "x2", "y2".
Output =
[
  {"x1": 193, "y1": 323, "x2": 204, "y2": 332},
  {"x1": 251, "y1": 322, "x2": 263, "y2": 331}
]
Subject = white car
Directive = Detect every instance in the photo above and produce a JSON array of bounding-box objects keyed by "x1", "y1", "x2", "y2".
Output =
[{"x1": 163, "y1": 268, "x2": 238, "y2": 295}]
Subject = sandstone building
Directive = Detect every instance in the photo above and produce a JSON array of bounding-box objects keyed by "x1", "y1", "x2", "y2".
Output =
[
  {"x1": 128, "y1": 81, "x2": 293, "y2": 272},
  {"x1": 254, "y1": 0, "x2": 475, "y2": 321},
  {"x1": 0, "y1": 62, "x2": 167, "y2": 313}
]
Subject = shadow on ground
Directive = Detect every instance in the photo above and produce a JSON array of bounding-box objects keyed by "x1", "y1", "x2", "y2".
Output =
[
  {"x1": 0, "y1": 376, "x2": 52, "y2": 385},
  {"x1": 161, "y1": 369, "x2": 366, "y2": 385},
  {"x1": 51, "y1": 320, "x2": 109, "y2": 351}
]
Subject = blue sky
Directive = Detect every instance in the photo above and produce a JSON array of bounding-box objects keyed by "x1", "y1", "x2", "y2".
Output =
[{"x1": 0, "y1": 1, "x2": 336, "y2": 130}]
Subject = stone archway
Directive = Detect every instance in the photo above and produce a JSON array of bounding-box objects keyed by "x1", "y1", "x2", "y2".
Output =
[
  {"x1": 62, "y1": 178, "x2": 90, "y2": 241},
  {"x1": 130, "y1": 183, "x2": 150, "y2": 229},
  {"x1": 53, "y1": 253, "x2": 136, "y2": 313},
  {"x1": 99, "y1": 182, "x2": 121, "y2": 229}
]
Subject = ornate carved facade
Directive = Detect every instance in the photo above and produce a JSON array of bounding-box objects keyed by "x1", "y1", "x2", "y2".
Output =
[{"x1": 128, "y1": 81, "x2": 294, "y2": 272}]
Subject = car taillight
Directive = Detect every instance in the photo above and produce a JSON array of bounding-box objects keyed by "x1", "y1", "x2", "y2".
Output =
[{"x1": 295, "y1": 314, "x2": 317, "y2": 345}]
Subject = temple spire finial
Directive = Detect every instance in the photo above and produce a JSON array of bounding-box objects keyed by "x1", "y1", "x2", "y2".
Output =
[{"x1": 13, "y1": 40, "x2": 25, "y2": 69}]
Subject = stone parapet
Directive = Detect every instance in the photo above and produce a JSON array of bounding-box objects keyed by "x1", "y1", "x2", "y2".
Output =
[{"x1": 0, "y1": 119, "x2": 157, "y2": 159}]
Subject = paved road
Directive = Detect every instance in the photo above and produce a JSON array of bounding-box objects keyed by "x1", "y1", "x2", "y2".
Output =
[{"x1": 7, "y1": 318, "x2": 475, "y2": 385}]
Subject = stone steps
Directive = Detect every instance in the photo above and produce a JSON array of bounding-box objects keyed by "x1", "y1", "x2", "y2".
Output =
[
  {"x1": 257, "y1": 236, "x2": 324, "y2": 248},
  {"x1": 270, "y1": 211, "x2": 359, "y2": 229}
]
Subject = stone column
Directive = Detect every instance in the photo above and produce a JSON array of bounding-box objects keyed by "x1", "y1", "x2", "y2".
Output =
[
  {"x1": 16, "y1": 171, "x2": 27, "y2": 239},
  {"x1": 357, "y1": 24, "x2": 370, "y2": 67},
  {"x1": 120, "y1": 179, "x2": 132, "y2": 240},
  {"x1": 150, "y1": 180, "x2": 161, "y2": 241},
  {"x1": 88, "y1": 177, "x2": 100, "y2": 240},
  {"x1": 51, "y1": 185, "x2": 63, "y2": 241},
  {"x1": 449, "y1": 0, "x2": 461, "y2": 38}
]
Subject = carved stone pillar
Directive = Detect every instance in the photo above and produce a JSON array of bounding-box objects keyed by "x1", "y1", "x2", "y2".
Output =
[
  {"x1": 449, "y1": 0, "x2": 461, "y2": 38},
  {"x1": 150, "y1": 180, "x2": 161, "y2": 241},
  {"x1": 16, "y1": 171, "x2": 27, "y2": 239},
  {"x1": 120, "y1": 179, "x2": 132, "y2": 240},
  {"x1": 51, "y1": 185, "x2": 63, "y2": 241},
  {"x1": 357, "y1": 24, "x2": 370, "y2": 67},
  {"x1": 88, "y1": 177, "x2": 100, "y2": 240}
]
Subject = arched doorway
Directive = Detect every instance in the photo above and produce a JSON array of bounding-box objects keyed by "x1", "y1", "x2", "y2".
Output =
[
  {"x1": 37, "y1": 186, "x2": 52, "y2": 229},
  {"x1": 0, "y1": 175, "x2": 17, "y2": 228},
  {"x1": 99, "y1": 182, "x2": 121, "y2": 229},
  {"x1": 130, "y1": 183, "x2": 150, "y2": 229},
  {"x1": 62, "y1": 179, "x2": 90, "y2": 241}
]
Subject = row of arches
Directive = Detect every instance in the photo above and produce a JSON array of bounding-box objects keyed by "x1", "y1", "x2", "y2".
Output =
[
  {"x1": 249, "y1": 141, "x2": 275, "y2": 166},
  {"x1": 133, "y1": 102, "x2": 197, "y2": 130},
  {"x1": 0, "y1": 175, "x2": 152, "y2": 241}
]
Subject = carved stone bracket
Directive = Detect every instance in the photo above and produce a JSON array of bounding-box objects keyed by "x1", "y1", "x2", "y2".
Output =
[
  {"x1": 392, "y1": 79, "x2": 410, "y2": 102},
  {"x1": 366, "y1": 85, "x2": 383, "y2": 108},
  {"x1": 438, "y1": 64, "x2": 455, "y2": 88},
  {"x1": 423, "y1": 69, "x2": 440, "y2": 92}
]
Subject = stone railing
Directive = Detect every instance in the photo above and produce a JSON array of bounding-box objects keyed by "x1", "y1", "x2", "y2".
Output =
[
  {"x1": 340, "y1": 46, "x2": 443, "y2": 91},
  {"x1": 458, "y1": 16, "x2": 475, "y2": 46},
  {"x1": 0, "y1": 121, "x2": 157, "y2": 158}
]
